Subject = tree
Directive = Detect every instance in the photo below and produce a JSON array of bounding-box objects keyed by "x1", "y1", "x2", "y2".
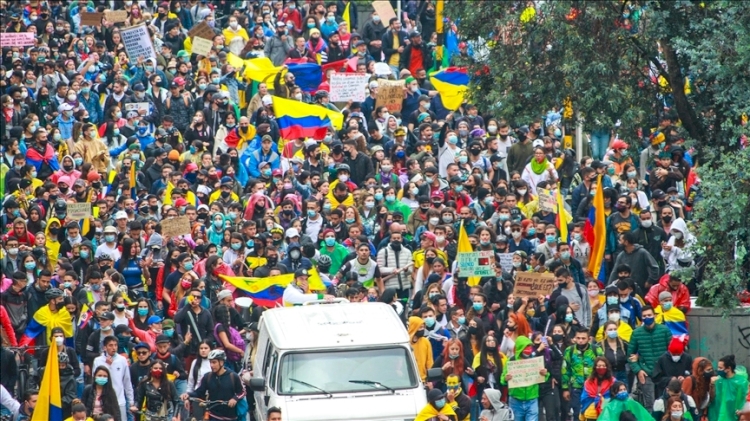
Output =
[{"x1": 447, "y1": 0, "x2": 750, "y2": 309}]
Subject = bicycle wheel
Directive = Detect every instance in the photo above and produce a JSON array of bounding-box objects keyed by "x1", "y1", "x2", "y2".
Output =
[{"x1": 17, "y1": 369, "x2": 27, "y2": 397}]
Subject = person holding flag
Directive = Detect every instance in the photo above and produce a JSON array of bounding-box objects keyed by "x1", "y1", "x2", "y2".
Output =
[
  {"x1": 30, "y1": 327, "x2": 63, "y2": 421},
  {"x1": 282, "y1": 269, "x2": 335, "y2": 306}
]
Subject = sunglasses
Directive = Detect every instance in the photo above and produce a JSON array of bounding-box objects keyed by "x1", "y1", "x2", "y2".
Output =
[{"x1": 137, "y1": 351, "x2": 149, "y2": 356}]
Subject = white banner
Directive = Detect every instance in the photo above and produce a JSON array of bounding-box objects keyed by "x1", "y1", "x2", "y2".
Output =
[
  {"x1": 329, "y1": 73, "x2": 369, "y2": 103},
  {"x1": 121, "y1": 24, "x2": 156, "y2": 62}
]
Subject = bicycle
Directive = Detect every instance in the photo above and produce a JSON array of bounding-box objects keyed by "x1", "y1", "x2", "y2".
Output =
[
  {"x1": 131, "y1": 409, "x2": 171, "y2": 421},
  {"x1": 6, "y1": 346, "x2": 47, "y2": 396},
  {"x1": 186, "y1": 398, "x2": 230, "y2": 421}
]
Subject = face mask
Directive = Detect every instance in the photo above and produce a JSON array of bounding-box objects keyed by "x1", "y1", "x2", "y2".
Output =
[
  {"x1": 616, "y1": 391, "x2": 629, "y2": 400},
  {"x1": 442, "y1": 216, "x2": 453, "y2": 223},
  {"x1": 640, "y1": 219, "x2": 653, "y2": 228},
  {"x1": 458, "y1": 156, "x2": 468, "y2": 164},
  {"x1": 662, "y1": 215, "x2": 673, "y2": 223},
  {"x1": 105, "y1": 235, "x2": 116, "y2": 243},
  {"x1": 512, "y1": 261, "x2": 521, "y2": 268},
  {"x1": 551, "y1": 334, "x2": 564, "y2": 343},
  {"x1": 662, "y1": 302, "x2": 673, "y2": 311},
  {"x1": 672, "y1": 231, "x2": 683, "y2": 240},
  {"x1": 434, "y1": 398, "x2": 446, "y2": 409},
  {"x1": 25, "y1": 262, "x2": 36, "y2": 271},
  {"x1": 564, "y1": 314, "x2": 573, "y2": 323},
  {"x1": 55, "y1": 336, "x2": 65, "y2": 346},
  {"x1": 325, "y1": 237, "x2": 336, "y2": 247},
  {"x1": 424, "y1": 317, "x2": 436, "y2": 328},
  {"x1": 338, "y1": 175, "x2": 349, "y2": 183},
  {"x1": 231, "y1": 243, "x2": 242, "y2": 251},
  {"x1": 671, "y1": 354, "x2": 681, "y2": 362},
  {"x1": 95, "y1": 377, "x2": 109, "y2": 386},
  {"x1": 607, "y1": 296, "x2": 619, "y2": 305},
  {"x1": 671, "y1": 411, "x2": 683, "y2": 418},
  {"x1": 546, "y1": 235, "x2": 556, "y2": 243},
  {"x1": 435, "y1": 235, "x2": 445, "y2": 244},
  {"x1": 151, "y1": 369, "x2": 163, "y2": 378},
  {"x1": 374, "y1": 192, "x2": 384, "y2": 201},
  {"x1": 164, "y1": 328, "x2": 174, "y2": 338},
  {"x1": 560, "y1": 251, "x2": 571, "y2": 260},
  {"x1": 415, "y1": 329, "x2": 425, "y2": 338},
  {"x1": 183, "y1": 262, "x2": 194, "y2": 271},
  {"x1": 643, "y1": 316, "x2": 655, "y2": 326},
  {"x1": 587, "y1": 289, "x2": 599, "y2": 298},
  {"x1": 138, "y1": 308, "x2": 149, "y2": 317},
  {"x1": 609, "y1": 312, "x2": 621, "y2": 322},
  {"x1": 385, "y1": 194, "x2": 396, "y2": 202},
  {"x1": 472, "y1": 302, "x2": 483, "y2": 311}
]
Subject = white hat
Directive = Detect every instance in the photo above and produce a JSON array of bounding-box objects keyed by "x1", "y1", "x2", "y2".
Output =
[
  {"x1": 368, "y1": 80, "x2": 380, "y2": 89},
  {"x1": 216, "y1": 290, "x2": 233, "y2": 302},
  {"x1": 261, "y1": 95, "x2": 273, "y2": 106},
  {"x1": 532, "y1": 139, "x2": 544, "y2": 148},
  {"x1": 59, "y1": 103, "x2": 74, "y2": 112},
  {"x1": 114, "y1": 211, "x2": 128, "y2": 220},
  {"x1": 285, "y1": 227, "x2": 300, "y2": 239}
]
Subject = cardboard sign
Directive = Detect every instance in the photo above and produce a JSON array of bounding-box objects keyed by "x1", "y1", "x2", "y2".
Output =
[
  {"x1": 121, "y1": 24, "x2": 156, "y2": 61},
  {"x1": 376, "y1": 79, "x2": 404, "y2": 113},
  {"x1": 80, "y1": 12, "x2": 103, "y2": 26},
  {"x1": 161, "y1": 216, "x2": 191, "y2": 238},
  {"x1": 497, "y1": 253, "x2": 514, "y2": 273},
  {"x1": 538, "y1": 188, "x2": 557, "y2": 213},
  {"x1": 191, "y1": 36, "x2": 213, "y2": 57},
  {"x1": 513, "y1": 272, "x2": 557, "y2": 298},
  {"x1": 457, "y1": 250, "x2": 495, "y2": 277},
  {"x1": 372, "y1": 1, "x2": 397, "y2": 25},
  {"x1": 329, "y1": 73, "x2": 368, "y2": 103},
  {"x1": 67, "y1": 203, "x2": 92, "y2": 221},
  {"x1": 0, "y1": 32, "x2": 35, "y2": 47},
  {"x1": 124, "y1": 102, "x2": 150, "y2": 113},
  {"x1": 104, "y1": 10, "x2": 129, "y2": 23},
  {"x1": 507, "y1": 357, "x2": 546, "y2": 388},
  {"x1": 188, "y1": 21, "x2": 215, "y2": 40}
]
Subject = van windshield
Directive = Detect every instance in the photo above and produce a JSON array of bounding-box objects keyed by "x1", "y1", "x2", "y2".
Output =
[{"x1": 278, "y1": 347, "x2": 418, "y2": 395}]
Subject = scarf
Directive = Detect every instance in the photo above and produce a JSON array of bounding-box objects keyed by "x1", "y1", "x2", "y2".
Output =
[
  {"x1": 415, "y1": 402, "x2": 457, "y2": 421},
  {"x1": 530, "y1": 157, "x2": 549, "y2": 175}
]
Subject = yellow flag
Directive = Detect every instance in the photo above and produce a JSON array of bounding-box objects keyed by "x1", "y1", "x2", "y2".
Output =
[
  {"x1": 163, "y1": 181, "x2": 174, "y2": 205},
  {"x1": 343, "y1": 1, "x2": 351, "y2": 32},
  {"x1": 457, "y1": 220, "x2": 480, "y2": 286}
]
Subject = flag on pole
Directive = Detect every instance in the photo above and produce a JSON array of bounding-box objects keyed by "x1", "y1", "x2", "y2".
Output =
[
  {"x1": 343, "y1": 1, "x2": 351, "y2": 32},
  {"x1": 555, "y1": 186, "x2": 570, "y2": 243},
  {"x1": 584, "y1": 175, "x2": 607, "y2": 281},
  {"x1": 32, "y1": 339, "x2": 62, "y2": 421},
  {"x1": 457, "y1": 220, "x2": 480, "y2": 286}
]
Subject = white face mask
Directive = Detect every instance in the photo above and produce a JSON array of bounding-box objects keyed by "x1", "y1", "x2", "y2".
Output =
[
  {"x1": 429, "y1": 217, "x2": 439, "y2": 226},
  {"x1": 672, "y1": 231, "x2": 683, "y2": 239},
  {"x1": 671, "y1": 411, "x2": 683, "y2": 418},
  {"x1": 435, "y1": 235, "x2": 445, "y2": 243},
  {"x1": 517, "y1": 189, "x2": 527, "y2": 196},
  {"x1": 641, "y1": 219, "x2": 653, "y2": 228},
  {"x1": 671, "y1": 355, "x2": 681, "y2": 362},
  {"x1": 609, "y1": 313, "x2": 621, "y2": 322},
  {"x1": 55, "y1": 337, "x2": 64, "y2": 346}
]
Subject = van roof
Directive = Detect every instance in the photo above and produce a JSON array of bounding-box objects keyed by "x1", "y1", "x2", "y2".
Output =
[{"x1": 262, "y1": 302, "x2": 409, "y2": 350}]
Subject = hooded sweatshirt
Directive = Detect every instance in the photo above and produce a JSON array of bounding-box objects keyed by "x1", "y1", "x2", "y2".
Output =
[
  {"x1": 44, "y1": 217, "x2": 62, "y2": 269},
  {"x1": 608, "y1": 243, "x2": 660, "y2": 289},
  {"x1": 661, "y1": 217, "x2": 695, "y2": 272},
  {"x1": 501, "y1": 335, "x2": 547, "y2": 401},
  {"x1": 408, "y1": 316, "x2": 433, "y2": 382},
  {"x1": 479, "y1": 389, "x2": 512, "y2": 421}
]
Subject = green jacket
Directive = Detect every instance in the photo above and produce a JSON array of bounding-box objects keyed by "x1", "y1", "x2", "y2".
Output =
[
  {"x1": 626, "y1": 323, "x2": 672, "y2": 376},
  {"x1": 561, "y1": 343, "x2": 604, "y2": 390},
  {"x1": 500, "y1": 336, "x2": 549, "y2": 401}
]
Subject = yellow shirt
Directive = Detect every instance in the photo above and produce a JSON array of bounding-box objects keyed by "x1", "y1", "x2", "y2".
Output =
[{"x1": 388, "y1": 34, "x2": 401, "y2": 66}]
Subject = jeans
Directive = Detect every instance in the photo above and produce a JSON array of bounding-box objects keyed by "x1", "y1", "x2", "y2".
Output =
[
  {"x1": 510, "y1": 397, "x2": 539, "y2": 421},
  {"x1": 590, "y1": 130, "x2": 611, "y2": 160},
  {"x1": 569, "y1": 388, "x2": 582, "y2": 421}
]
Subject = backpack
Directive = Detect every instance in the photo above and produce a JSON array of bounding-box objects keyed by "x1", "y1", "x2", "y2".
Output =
[{"x1": 213, "y1": 323, "x2": 245, "y2": 362}]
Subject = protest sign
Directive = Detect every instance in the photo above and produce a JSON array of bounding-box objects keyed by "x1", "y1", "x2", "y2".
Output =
[
  {"x1": 104, "y1": 10, "x2": 128, "y2": 23},
  {"x1": 67, "y1": 203, "x2": 92, "y2": 220},
  {"x1": 121, "y1": 24, "x2": 156, "y2": 62},
  {"x1": 507, "y1": 357, "x2": 546, "y2": 388},
  {"x1": 457, "y1": 250, "x2": 495, "y2": 277},
  {"x1": 376, "y1": 79, "x2": 404, "y2": 113},
  {"x1": 372, "y1": 1, "x2": 397, "y2": 24},
  {"x1": 0, "y1": 32, "x2": 35, "y2": 47},
  {"x1": 191, "y1": 36, "x2": 213, "y2": 56},
  {"x1": 329, "y1": 73, "x2": 368, "y2": 102},
  {"x1": 124, "y1": 102, "x2": 150, "y2": 114},
  {"x1": 80, "y1": 12, "x2": 103, "y2": 26},
  {"x1": 188, "y1": 21, "x2": 215, "y2": 40},
  {"x1": 497, "y1": 253, "x2": 514, "y2": 273},
  {"x1": 538, "y1": 188, "x2": 557, "y2": 213},
  {"x1": 161, "y1": 216, "x2": 191, "y2": 238},
  {"x1": 513, "y1": 272, "x2": 557, "y2": 298}
]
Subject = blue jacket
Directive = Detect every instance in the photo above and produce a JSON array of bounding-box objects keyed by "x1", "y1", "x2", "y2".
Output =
[
  {"x1": 79, "y1": 93, "x2": 103, "y2": 125},
  {"x1": 245, "y1": 148, "x2": 280, "y2": 178},
  {"x1": 54, "y1": 114, "x2": 75, "y2": 140},
  {"x1": 508, "y1": 239, "x2": 535, "y2": 256}
]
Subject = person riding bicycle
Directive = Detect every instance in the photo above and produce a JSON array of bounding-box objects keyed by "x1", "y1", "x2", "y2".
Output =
[
  {"x1": 180, "y1": 349, "x2": 245, "y2": 421},
  {"x1": 19, "y1": 287, "x2": 72, "y2": 348}
]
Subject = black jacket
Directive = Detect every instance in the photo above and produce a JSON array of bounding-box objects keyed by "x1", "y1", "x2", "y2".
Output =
[
  {"x1": 344, "y1": 151, "x2": 374, "y2": 187},
  {"x1": 0, "y1": 348, "x2": 17, "y2": 395},
  {"x1": 382, "y1": 29, "x2": 409, "y2": 63},
  {"x1": 174, "y1": 305, "x2": 215, "y2": 356},
  {"x1": 400, "y1": 42, "x2": 433, "y2": 73}
]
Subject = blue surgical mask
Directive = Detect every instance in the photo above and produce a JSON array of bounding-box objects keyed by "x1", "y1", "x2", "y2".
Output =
[
  {"x1": 424, "y1": 317, "x2": 435, "y2": 328},
  {"x1": 307, "y1": 210, "x2": 316, "y2": 217},
  {"x1": 325, "y1": 237, "x2": 336, "y2": 247},
  {"x1": 246, "y1": 240, "x2": 255, "y2": 248},
  {"x1": 607, "y1": 296, "x2": 619, "y2": 305},
  {"x1": 183, "y1": 262, "x2": 194, "y2": 271},
  {"x1": 546, "y1": 235, "x2": 556, "y2": 243},
  {"x1": 458, "y1": 156, "x2": 468, "y2": 164},
  {"x1": 95, "y1": 377, "x2": 109, "y2": 386},
  {"x1": 560, "y1": 251, "x2": 571, "y2": 260},
  {"x1": 435, "y1": 398, "x2": 446, "y2": 409},
  {"x1": 231, "y1": 243, "x2": 242, "y2": 250},
  {"x1": 137, "y1": 308, "x2": 149, "y2": 317},
  {"x1": 565, "y1": 314, "x2": 573, "y2": 323},
  {"x1": 25, "y1": 262, "x2": 37, "y2": 270},
  {"x1": 164, "y1": 328, "x2": 174, "y2": 337},
  {"x1": 662, "y1": 302, "x2": 672, "y2": 311},
  {"x1": 472, "y1": 302, "x2": 483, "y2": 311},
  {"x1": 458, "y1": 316, "x2": 466, "y2": 325},
  {"x1": 448, "y1": 135, "x2": 458, "y2": 144},
  {"x1": 374, "y1": 192, "x2": 383, "y2": 201},
  {"x1": 74, "y1": 157, "x2": 83, "y2": 166},
  {"x1": 607, "y1": 330, "x2": 619, "y2": 339},
  {"x1": 616, "y1": 391, "x2": 629, "y2": 400}
]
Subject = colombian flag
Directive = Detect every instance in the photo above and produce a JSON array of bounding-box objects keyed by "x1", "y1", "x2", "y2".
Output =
[
  {"x1": 457, "y1": 220, "x2": 480, "y2": 287},
  {"x1": 272, "y1": 96, "x2": 339, "y2": 140},
  {"x1": 584, "y1": 175, "x2": 607, "y2": 281},
  {"x1": 555, "y1": 186, "x2": 571, "y2": 243},
  {"x1": 430, "y1": 67, "x2": 469, "y2": 111},
  {"x1": 285, "y1": 62, "x2": 322, "y2": 93},
  {"x1": 220, "y1": 267, "x2": 327, "y2": 308},
  {"x1": 32, "y1": 339, "x2": 62, "y2": 421},
  {"x1": 656, "y1": 306, "x2": 689, "y2": 340}
]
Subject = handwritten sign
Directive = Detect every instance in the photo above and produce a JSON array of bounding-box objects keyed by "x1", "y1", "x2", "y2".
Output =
[
  {"x1": 329, "y1": 73, "x2": 368, "y2": 102},
  {"x1": 121, "y1": 23, "x2": 156, "y2": 61},
  {"x1": 507, "y1": 357, "x2": 546, "y2": 388},
  {"x1": 513, "y1": 272, "x2": 557, "y2": 298},
  {"x1": 376, "y1": 79, "x2": 404, "y2": 113},
  {"x1": 161, "y1": 216, "x2": 191, "y2": 238},
  {"x1": 80, "y1": 12, "x2": 103, "y2": 26},
  {"x1": 191, "y1": 36, "x2": 213, "y2": 57},
  {"x1": 188, "y1": 21, "x2": 215, "y2": 40},
  {"x1": 497, "y1": 253, "x2": 514, "y2": 273},
  {"x1": 67, "y1": 203, "x2": 92, "y2": 221},
  {"x1": 372, "y1": 1, "x2": 397, "y2": 25},
  {"x1": 457, "y1": 250, "x2": 495, "y2": 277},
  {"x1": 1, "y1": 32, "x2": 35, "y2": 47},
  {"x1": 104, "y1": 10, "x2": 128, "y2": 23},
  {"x1": 124, "y1": 102, "x2": 150, "y2": 113},
  {"x1": 538, "y1": 188, "x2": 557, "y2": 213}
]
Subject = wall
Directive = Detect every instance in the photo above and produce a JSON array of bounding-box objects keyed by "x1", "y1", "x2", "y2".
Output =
[{"x1": 687, "y1": 306, "x2": 750, "y2": 368}]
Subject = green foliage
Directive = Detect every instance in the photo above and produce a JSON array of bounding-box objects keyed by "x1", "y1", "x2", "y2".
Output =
[{"x1": 447, "y1": 0, "x2": 750, "y2": 310}]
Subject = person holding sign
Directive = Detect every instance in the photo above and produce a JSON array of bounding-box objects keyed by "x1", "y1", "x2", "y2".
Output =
[{"x1": 500, "y1": 335, "x2": 549, "y2": 421}]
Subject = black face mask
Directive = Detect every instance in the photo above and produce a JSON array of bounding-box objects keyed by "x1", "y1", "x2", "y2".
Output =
[
  {"x1": 343, "y1": 150, "x2": 352, "y2": 158},
  {"x1": 467, "y1": 326, "x2": 478, "y2": 335},
  {"x1": 576, "y1": 343, "x2": 588, "y2": 351},
  {"x1": 415, "y1": 329, "x2": 425, "y2": 338},
  {"x1": 150, "y1": 205, "x2": 159, "y2": 212},
  {"x1": 49, "y1": 227, "x2": 60, "y2": 235},
  {"x1": 470, "y1": 148, "x2": 481, "y2": 155},
  {"x1": 221, "y1": 191, "x2": 231, "y2": 198},
  {"x1": 534, "y1": 128, "x2": 543, "y2": 137},
  {"x1": 390, "y1": 241, "x2": 401, "y2": 251},
  {"x1": 662, "y1": 215, "x2": 673, "y2": 223},
  {"x1": 425, "y1": 257, "x2": 435, "y2": 265},
  {"x1": 551, "y1": 334, "x2": 564, "y2": 343},
  {"x1": 702, "y1": 371, "x2": 713, "y2": 380},
  {"x1": 507, "y1": 325, "x2": 517, "y2": 332},
  {"x1": 63, "y1": 164, "x2": 74, "y2": 171}
]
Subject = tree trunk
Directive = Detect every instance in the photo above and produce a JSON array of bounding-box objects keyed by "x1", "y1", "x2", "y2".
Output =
[{"x1": 660, "y1": 39, "x2": 706, "y2": 143}]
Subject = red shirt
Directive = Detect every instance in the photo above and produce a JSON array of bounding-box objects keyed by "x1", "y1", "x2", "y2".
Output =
[{"x1": 409, "y1": 47, "x2": 424, "y2": 76}]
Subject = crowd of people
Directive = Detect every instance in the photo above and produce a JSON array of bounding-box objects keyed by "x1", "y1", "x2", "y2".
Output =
[{"x1": 1, "y1": 1, "x2": 749, "y2": 421}]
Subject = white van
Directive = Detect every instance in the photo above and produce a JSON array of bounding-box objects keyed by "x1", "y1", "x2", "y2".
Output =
[{"x1": 249, "y1": 300, "x2": 441, "y2": 421}]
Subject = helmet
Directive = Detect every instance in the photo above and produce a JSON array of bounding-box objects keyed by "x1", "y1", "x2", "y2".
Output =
[
  {"x1": 317, "y1": 254, "x2": 332, "y2": 268},
  {"x1": 45, "y1": 288, "x2": 64, "y2": 301},
  {"x1": 54, "y1": 200, "x2": 67, "y2": 214},
  {"x1": 335, "y1": 163, "x2": 350, "y2": 173},
  {"x1": 58, "y1": 352, "x2": 69, "y2": 364},
  {"x1": 207, "y1": 349, "x2": 226, "y2": 361}
]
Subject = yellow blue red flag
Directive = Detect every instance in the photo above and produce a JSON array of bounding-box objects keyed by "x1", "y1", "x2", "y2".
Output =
[{"x1": 32, "y1": 339, "x2": 62, "y2": 421}]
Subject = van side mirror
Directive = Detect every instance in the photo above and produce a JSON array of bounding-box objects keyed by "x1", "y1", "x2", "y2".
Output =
[
  {"x1": 249, "y1": 377, "x2": 265, "y2": 392},
  {"x1": 426, "y1": 368, "x2": 443, "y2": 382}
]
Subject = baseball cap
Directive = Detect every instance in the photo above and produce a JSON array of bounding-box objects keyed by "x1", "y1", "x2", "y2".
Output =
[
  {"x1": 147, "y1": 315, "x2": 163, "y2": 325},
  {"x1": 100, "y1": 312, "x2": 115, "y2": 321},
  {"x1": 103, "y1": 226, "x2": 117, "y2": 233},
  {"x1": 216, "y1": 290, "x2": 233, "y2": 302},
  {"x1": 114, "y1": 211, "x2": 128, "y2": 220}
]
